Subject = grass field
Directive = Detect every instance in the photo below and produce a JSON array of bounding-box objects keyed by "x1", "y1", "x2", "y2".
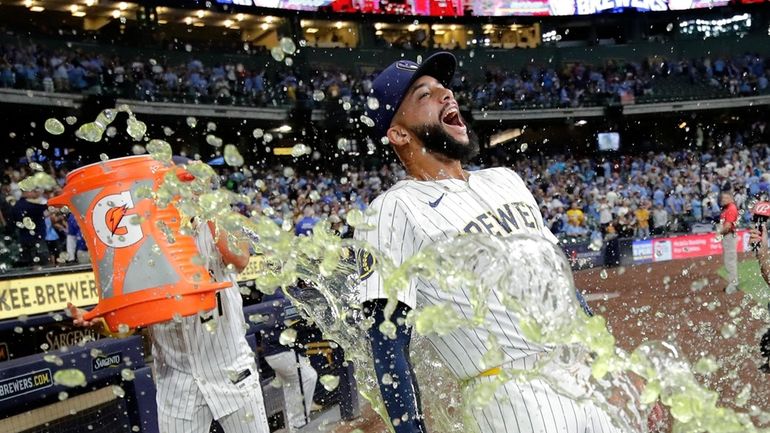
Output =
[{"x1": 718, "y1": 258, "x2": 770, "y2": 305}]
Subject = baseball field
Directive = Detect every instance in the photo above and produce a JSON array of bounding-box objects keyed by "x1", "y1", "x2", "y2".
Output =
[{"x1": 575, "y1": 253, "x2": 770, "y2": 431}]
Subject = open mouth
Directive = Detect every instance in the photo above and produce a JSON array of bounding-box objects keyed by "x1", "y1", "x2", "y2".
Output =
[{"x1": 441, "y1": 107, "x2": 466, "y2": 130}]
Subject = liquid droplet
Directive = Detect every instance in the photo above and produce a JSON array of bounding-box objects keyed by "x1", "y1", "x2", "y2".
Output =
[
  {"x1": 54, "y1": 369, "x2": 86, "y2": 387},
  {"x1": 279, "y1": 329, "x2": 297, "y2": 346},
  {"x1": 121, "y1": 369, "x2": 135, "y2": 381},
  {"x1": 360, "y1": 115, "x2": 375, "y2": 128},
  {"x1": 270, "y1": 46, "x2": 285, "y2": 62},
  {"x1": 367, "y1": 97, "x2": 380, "y2": 110},
  {"x1": 280, "y1": 37, "x2": 297, "y2": 54},
  {"x1": 206, "y1": 134, "x2": 223, "y2": 148},
  {"x1": 45, "y1": 118, "x2": 65, "y2": 135},
  {"x1": 320, "y1": 374, "x2": 340, "y2": 391},
  {"x1": 22, "y1": 217, "x2": 36, "y2": 230},
  {"x1": 126, "y1": 116, "x2": 147, "y2": 141},
  {"x1": 224, "y1": 144, "x2": 244, "y2": 167},
  {"x1": 291, "y1": 144, "x2": 310, "y2": 157}
]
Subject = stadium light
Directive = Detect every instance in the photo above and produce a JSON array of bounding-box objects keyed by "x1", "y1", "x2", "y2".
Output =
[
  {"x1": 196, "y1": 10, "x2": 205, "y2": 18},
  {"x1": 260, "y1": 23, "x2": 269, "y2": 30},
  {"x1": 23, "y1": 0, "x2": 32, "y2": 7},
  {"x1": 335, "y1": 21, "x2": 344, "y2": 29},
  {"x1": 265, "y1": 16, "x2": 274, "y2": 23},
  {"x1": 85, "y1": 0, "x2": 95, "y2": 6},
  {"x1": 374, "y1": 23, "x2": 383, "y2": 30},
  {"x1": 112, "y1": 9, "x2": 121, "y2": 18},
  {"x1": 184, "y1": 16, "x2": 193, "y2": 25},
  {"x1": 408, "y1": 24, "x2": 416, "y2": 31},
  {"x1": 69, "y1": 4, "x2": 78, "y2": 13},
  {"x1": 224, "y1": 19, "x2": 233, "y2": 28},
  {"x1": 236, "y1": 13, "x2": 244, "y2": 21},
  {"x1": 118, "y1": 1, "x2": 127, "y2": 10},
  {"x1": 450, "y1": 24, "x2": 457, "y2": 31}
]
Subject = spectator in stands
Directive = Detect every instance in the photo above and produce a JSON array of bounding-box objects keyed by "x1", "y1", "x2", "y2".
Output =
[
  {"x1": 295, "y1": 206, "x2": 320, "y2": 236},
  {"x1": 598, "y1": 196, "x2": 613, "y2": 235},
  {"x1": 719, "y1": 191, "x2": 740, "y2": 294},
  {"x1": 66, "y1": 213, "x2": 89, "y2": 264},
  {"x1": 652, "y1": 203, "x2": 669, "y2": 236},
  {"x1": 11, "y1": 188, "x2": 49, "y2": 267},
  {"x1": 635, "y1": 202, "x2": 651, "y2": 239},
  {"x1": 566, "y1": 201, "x2": 585, "y2": 229}
]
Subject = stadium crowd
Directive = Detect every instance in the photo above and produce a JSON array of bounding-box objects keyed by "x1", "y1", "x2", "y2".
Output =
[
  {"x1": 1, "y1": 40, "x2": 769, "y2": 110},
  {"x1": 1, "y1": 121, "x2": 768, "y2": 270}
]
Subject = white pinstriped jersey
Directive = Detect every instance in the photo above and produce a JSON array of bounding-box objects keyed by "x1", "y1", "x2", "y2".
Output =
[
  {"x1": 355, "y1": 167, "x2": 558, "y2": 380},
  {"x1": 149, "y1": 224, "x2": 260, "y2": 421}
]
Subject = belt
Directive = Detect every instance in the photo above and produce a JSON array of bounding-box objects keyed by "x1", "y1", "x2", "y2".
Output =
[{"x1": 479, "y1": 366, "x2": 502, "y2": 377}]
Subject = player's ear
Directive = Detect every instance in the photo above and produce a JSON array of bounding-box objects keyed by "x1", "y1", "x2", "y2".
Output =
[{"x1": 386, "y1": 125, "x2": 410, "y2": 148}]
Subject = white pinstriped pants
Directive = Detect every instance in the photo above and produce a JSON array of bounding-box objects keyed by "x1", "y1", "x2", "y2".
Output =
[
  {"x1": 158, "y1": 386, "x2": 270, "y2": 433},
  {"x1": 468, "y1": 377, "x2": 620, "y2": 433}
]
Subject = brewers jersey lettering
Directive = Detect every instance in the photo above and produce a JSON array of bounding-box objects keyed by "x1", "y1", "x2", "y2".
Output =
[
  {"x1": 149, "y1": 224, "x2": 269, "y2": 433},
  {"x1": 356, "y1": 167, "x2": 619, "y2": 433}
]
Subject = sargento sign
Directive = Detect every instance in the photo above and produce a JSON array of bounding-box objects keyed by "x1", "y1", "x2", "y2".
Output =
[
  {"x1": 0, "y1": 256, "x2": 264, "y2": 320},
  {"x1": 92, "y1": 351, "x2": 122, "y2": 372}
]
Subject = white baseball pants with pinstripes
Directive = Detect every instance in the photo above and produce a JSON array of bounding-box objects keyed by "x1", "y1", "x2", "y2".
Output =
[
  {"x1": 158, "y1": 385, "x2": 270, "y2": 433},
  {"x1": 468, "y1": 376, "x2": 620, "y2": 433}
]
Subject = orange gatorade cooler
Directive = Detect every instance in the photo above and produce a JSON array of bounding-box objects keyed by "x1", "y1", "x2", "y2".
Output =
[{"x1": 49, "y1": 155, "x2": 229, "y2": 333}]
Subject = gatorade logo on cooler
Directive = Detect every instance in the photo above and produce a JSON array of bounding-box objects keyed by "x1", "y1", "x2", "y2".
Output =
[{"x1": 92, "y1": 191, "x2": 144, "y2": 248}]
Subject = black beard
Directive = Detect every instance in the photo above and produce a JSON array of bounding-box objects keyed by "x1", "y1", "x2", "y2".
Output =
[{"x1": 409, "y1": 123, "x2": 480, "y2": 163}]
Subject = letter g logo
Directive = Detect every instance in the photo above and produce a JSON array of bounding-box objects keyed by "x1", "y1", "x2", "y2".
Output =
[{"x1": 92, "y1": 191, "x2": 144, "y2": 248}]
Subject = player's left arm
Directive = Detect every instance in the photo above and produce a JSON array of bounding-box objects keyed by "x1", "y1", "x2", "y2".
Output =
[
  {"x1": 354, "y1": 195, "x2": 427, "y2": 433},
  {"x1": 207, "y1": 220, "x2": 250, "y2": 273}
]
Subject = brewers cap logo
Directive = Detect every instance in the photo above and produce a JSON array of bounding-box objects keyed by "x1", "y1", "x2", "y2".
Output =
[
  {"x1": 92, "y1": 191, "x2": 144, "y2": 248},
  {"x1": 395, "y1": 61, "x2": 419, "y2": 72},
  {"x1": 357, "y1": 248, "x2": 376, "y2": 281}
]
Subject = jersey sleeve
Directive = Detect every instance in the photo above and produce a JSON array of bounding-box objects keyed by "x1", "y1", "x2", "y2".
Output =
[
  {"x1": 502, "y1": 168, "x2": 559, "y2": 244},
  {"x1": 354, "y1": 192, "x2": 418, "y2": 309}
]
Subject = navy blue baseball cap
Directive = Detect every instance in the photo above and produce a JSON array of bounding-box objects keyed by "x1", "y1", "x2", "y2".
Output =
[{"x1": 366, "y1": 52, "x2": 457, "y2": 140}]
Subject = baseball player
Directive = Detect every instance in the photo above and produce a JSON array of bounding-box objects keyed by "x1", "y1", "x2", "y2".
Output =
[
  {"x1": 355, "y1": 52, "x2": 623, "y2": 433},
  {"x1": 69, "y1": 217, "x2": 270, "y2": 433}
]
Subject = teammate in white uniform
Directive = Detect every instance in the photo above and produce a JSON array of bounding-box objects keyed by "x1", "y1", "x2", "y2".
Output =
[
  {"x1": 354, "y1": 52, "x2": 621, "y2": 433},
  {"x1": 70, "y1": 221, "x2": 270, "y2": 433}
]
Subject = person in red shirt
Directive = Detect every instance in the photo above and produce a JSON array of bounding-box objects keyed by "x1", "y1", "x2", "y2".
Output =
[{"x1": 719, "y1": 191, "x2": 740, "y2": 293}]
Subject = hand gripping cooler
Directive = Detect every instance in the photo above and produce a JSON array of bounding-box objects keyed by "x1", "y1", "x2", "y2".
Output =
[{"x1": 48, "y1": 155, "x2": 230, "y2": 333}]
